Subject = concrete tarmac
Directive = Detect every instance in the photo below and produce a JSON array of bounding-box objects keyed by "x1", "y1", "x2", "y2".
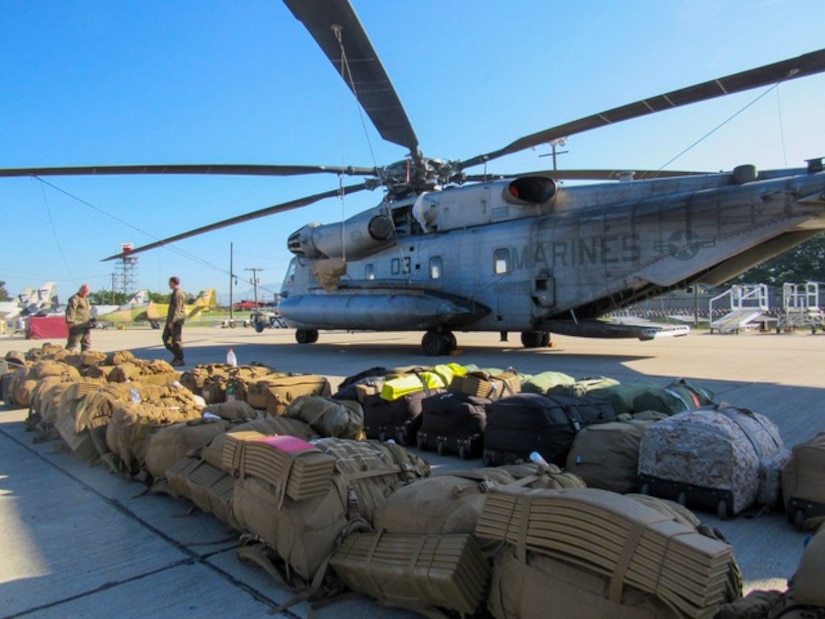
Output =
[{"x1": 1, "y1": 326, "x2": 824, "y2": 617}]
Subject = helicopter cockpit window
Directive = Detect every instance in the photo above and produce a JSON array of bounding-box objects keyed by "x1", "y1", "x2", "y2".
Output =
[
  {"x1": 429, "y1": 256, "x2": 442, "y2": 280},
  {"x1": 365, "y1": 264, "x2": 376, "y2": 280},
  {"x1": 283, "y1": 260, "x2": 297, "y2": 286},
  {"x1": 494, "y1": 248, "x2": 510, "y2": 274}
]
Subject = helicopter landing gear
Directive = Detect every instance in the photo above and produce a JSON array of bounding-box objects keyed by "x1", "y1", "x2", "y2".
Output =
[
  {"x1": 443, "y1": 331, "x2": 457, "y2": 352},
  {"x1": 295, "y1": 329, "x2": 319, "y2": 344},
  {"x1": 521, "y1": 330, "x2": 550, "y2": 348},
  {"x1": 421, "y1": 329, "x2": 456, "y2": 356}
]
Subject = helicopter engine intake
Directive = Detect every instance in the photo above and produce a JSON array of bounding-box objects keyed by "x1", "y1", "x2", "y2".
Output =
[
  {"x1": 287, "y1": 211, "x2": 396, "y2": 260},
  {"x1": 503, "y1": 176, "x2": 557, "y2": 205}
]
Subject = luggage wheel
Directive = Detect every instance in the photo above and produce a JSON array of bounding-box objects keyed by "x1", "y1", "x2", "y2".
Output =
[
  {"x1": 416, "y1": 434, "x2": 427, "y2": 451},
  {"x1": 459, "y1": 444, "x2": 470, "y2": 460},
  {"x1": 640, "y1": 483, "x2": 650, "y2": 496},
  {"x1": 717, "y1": 499, "x2": 729, "y2": 520},
  {"x1": 437, "y1": 441, "x2": 447, "y2": 456},
  {"x1": 793, "y1": 508, "x2": 805, "y2": 531},
  {"x1": 677, "y1": 491, "x2": 687, "y2": 506}
]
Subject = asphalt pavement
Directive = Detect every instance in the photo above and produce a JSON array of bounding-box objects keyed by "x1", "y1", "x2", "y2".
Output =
[{"x1": 1, "y1": 326, "x2": 824, "y2": 618}]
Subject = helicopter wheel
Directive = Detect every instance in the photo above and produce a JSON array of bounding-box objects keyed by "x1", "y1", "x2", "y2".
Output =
[
  {"x1": 540, "y1": 331, "x2": 551, "y2": 347},
  {"x1": 520, "y1": 330, "x2": 544, "y2": 348},
  {"x1": 295, "y1": 329, "x2": 319, "y2": 345},
  {"x1": 443, "y1": 331, "x2": 457, "y2": 352},
  {"x1": 254, "y1": 321, "x2": 265, "y2": 333},
  {"x1": 422, "y1": 331, "x2": 447, "y2": 356}
]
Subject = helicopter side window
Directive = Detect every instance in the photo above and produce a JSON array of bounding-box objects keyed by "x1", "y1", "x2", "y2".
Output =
[
  {"x1": 494, "y1": 248, "x2": 510, "y2": 275},
  {"x1": 429, "y1": 256, "x2": 442, "y2": 280},
  {"x1": 365, "y1": 264, "x2": 376, "y2": 280}
]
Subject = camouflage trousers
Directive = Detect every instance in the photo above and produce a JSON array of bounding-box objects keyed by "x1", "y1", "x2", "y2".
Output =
[
  {"x1": 162, "y1": 321, "x2": 184, "y2": 360},
  {"x1": 66, "y1": 324, "x2": 92, "y2": 352}
]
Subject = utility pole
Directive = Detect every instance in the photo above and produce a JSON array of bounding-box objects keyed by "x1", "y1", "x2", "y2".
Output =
[
  {"x1": 245, "y1": 267, "x2": 264, "y2": 309},
  {"x1": 229, "y1": 243, "x2": 234, "y2": 320}
]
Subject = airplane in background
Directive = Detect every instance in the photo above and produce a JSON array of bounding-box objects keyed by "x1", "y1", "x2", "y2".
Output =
[
  {"x1": 1, "y1": 282, "x2": 60, "y2": 322},
  {"x1": 0, "y1": 300, "x2": 21, "y2": 322},
  {"x1": 93, "y1": 289, "x2": 217, "y2": 328},
  {"x1": 91, "y1": 289, "x2": 150, "y2": 323},
  {"x1": 23, "y1": 282, "x2": 59, "y2": 314}
]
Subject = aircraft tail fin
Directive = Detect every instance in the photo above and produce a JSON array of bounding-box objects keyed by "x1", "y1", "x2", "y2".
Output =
[
  {"x1": 185, "y1": 289, "x2": 217, "y2": 319},
  {"x1": 194, "y1": 289, "x2": 218, "y2": 308}
]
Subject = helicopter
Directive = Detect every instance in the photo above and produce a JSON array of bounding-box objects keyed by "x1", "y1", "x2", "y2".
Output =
[{"x1": 2, "y1": 1, "x2": 825, "y2": 356}]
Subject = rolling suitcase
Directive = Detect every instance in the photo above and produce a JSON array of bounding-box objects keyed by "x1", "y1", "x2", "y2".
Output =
[
  {"x1": 781, "y1": 431, "x2": 825, "y2": 529},
  {"x1": 361, "y1": 389, "x2": 445, "y2": 445},
  {"x1": 565, "y1": 416, "x2": 663, "y2": 493},
  {"x1": 638, "y1": 405, "x2": 785, "y2": 518},
  {"x1": 482, "y1": 393, "x2": 616, "y2": 467},
  {"x1": 416, "y1": 391, "x2": 490, "y2": 459}
]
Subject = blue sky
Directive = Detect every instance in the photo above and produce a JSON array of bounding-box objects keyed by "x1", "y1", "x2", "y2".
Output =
[{"x1": 2, "y1": 0, "x2": 825, "y2": 303}]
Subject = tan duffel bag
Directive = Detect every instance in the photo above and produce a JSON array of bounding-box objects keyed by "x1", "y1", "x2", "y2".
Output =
[{"x1": 246, "y1": 374, "x2": 331, "y2": 416}]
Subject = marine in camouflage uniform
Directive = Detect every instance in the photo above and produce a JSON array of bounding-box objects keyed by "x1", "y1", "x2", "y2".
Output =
[
  {"x1": 163, "y1": 276, "x2": 187, "y2": 366},
  {"x1": 65, "y1": 283, "x2": 92, "y2": 352}
]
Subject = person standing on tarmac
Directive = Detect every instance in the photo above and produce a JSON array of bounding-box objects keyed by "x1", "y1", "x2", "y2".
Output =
[
  {"x1": 163, "y1": 276, "x2": 187, "y2": 366},
  {"x1": 65, "y1": 283, "x2": 92, "y2": 351}
]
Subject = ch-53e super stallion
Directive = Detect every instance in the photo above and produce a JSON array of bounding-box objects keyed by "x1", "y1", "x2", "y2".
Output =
[{"x1": 2, "y1": 1, "x2": 825, "y2": 356}]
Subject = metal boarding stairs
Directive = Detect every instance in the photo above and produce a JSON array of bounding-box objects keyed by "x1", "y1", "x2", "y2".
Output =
[
  {"x1": 776, "y1": 282, "x2": 825, "y2": 334},
  {"x1": 709, "y1": 284, "x2": 769, "y2": 334}
]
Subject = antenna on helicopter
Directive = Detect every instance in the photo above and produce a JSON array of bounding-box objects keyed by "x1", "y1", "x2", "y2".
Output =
[{"x1": 538, "y1": 138, "x2": 569, "y2": 171}]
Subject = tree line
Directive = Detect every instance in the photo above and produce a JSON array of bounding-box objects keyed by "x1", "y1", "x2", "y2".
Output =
[{"x1": 0, "y1": 283, "x2": 196, "y2": 306}]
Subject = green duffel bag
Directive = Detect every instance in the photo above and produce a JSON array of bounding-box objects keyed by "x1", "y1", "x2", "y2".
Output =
[
  {"x1": 520, "y1": 370, "x2": 575, "y2": 394},
  {"x1": 285, "y1": 394, "x2": 364, "y2": 439},
  {"x1": 587, "y1": 381, "x2": 686, "y2": 416},
  {"x1": 565, "y1": 418, "x2": 656, "y2": 493},
  {"x1": 664, "y1": 377, "x2": 716, "y2": 409},
  {"x1": 548, "y1": 376, "x2": 620, "y2": 397}
]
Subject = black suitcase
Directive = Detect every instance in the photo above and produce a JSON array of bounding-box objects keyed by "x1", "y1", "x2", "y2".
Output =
[
  {"x1": 482, "y1": 393, "x2": 616, "y2": 467},
  {"x1": 332, "y1": 366, "x2": 391, "y2": 401},
  {"x1": 416, "y1": 391, "x2": 490, "y2": 459},
  {"x1": 361, "y1": 389, "x2": 445, "y2": 445}
]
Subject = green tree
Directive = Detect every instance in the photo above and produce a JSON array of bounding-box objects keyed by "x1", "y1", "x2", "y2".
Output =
[
  {"x1": 734, "y1": 233, "x2": 825, "y2": 285},
  {"x1": 149, "y1": 291, "x2": 196, "y2": 304},
  {"x1": 0, "y1": 280, "x2": 10, "y2": 302},
  {"x1": 88, "y1": 289, "x2": 132, "y2": 306}
]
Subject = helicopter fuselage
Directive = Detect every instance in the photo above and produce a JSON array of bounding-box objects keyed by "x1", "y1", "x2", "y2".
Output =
[{"x1": 278, "y1": 160, "x2": 825, "y2": 354}]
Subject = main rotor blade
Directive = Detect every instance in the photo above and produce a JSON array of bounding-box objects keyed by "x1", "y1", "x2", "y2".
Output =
[
  {"x1": 0, "y1": 163, "x2": 377, "y2": 179},
  {"x1": 282, "y1": 0, "x2": 419, "y2": 155},
  {"x1": 101, "y1": 182, "x2": 369, "y2": 261},
  {"x1": 461, "y1": 48, "x2": 825, "y2": 170},
  {"x1": 464, "y1": 168, "x2": 713, "y2": 183}
]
